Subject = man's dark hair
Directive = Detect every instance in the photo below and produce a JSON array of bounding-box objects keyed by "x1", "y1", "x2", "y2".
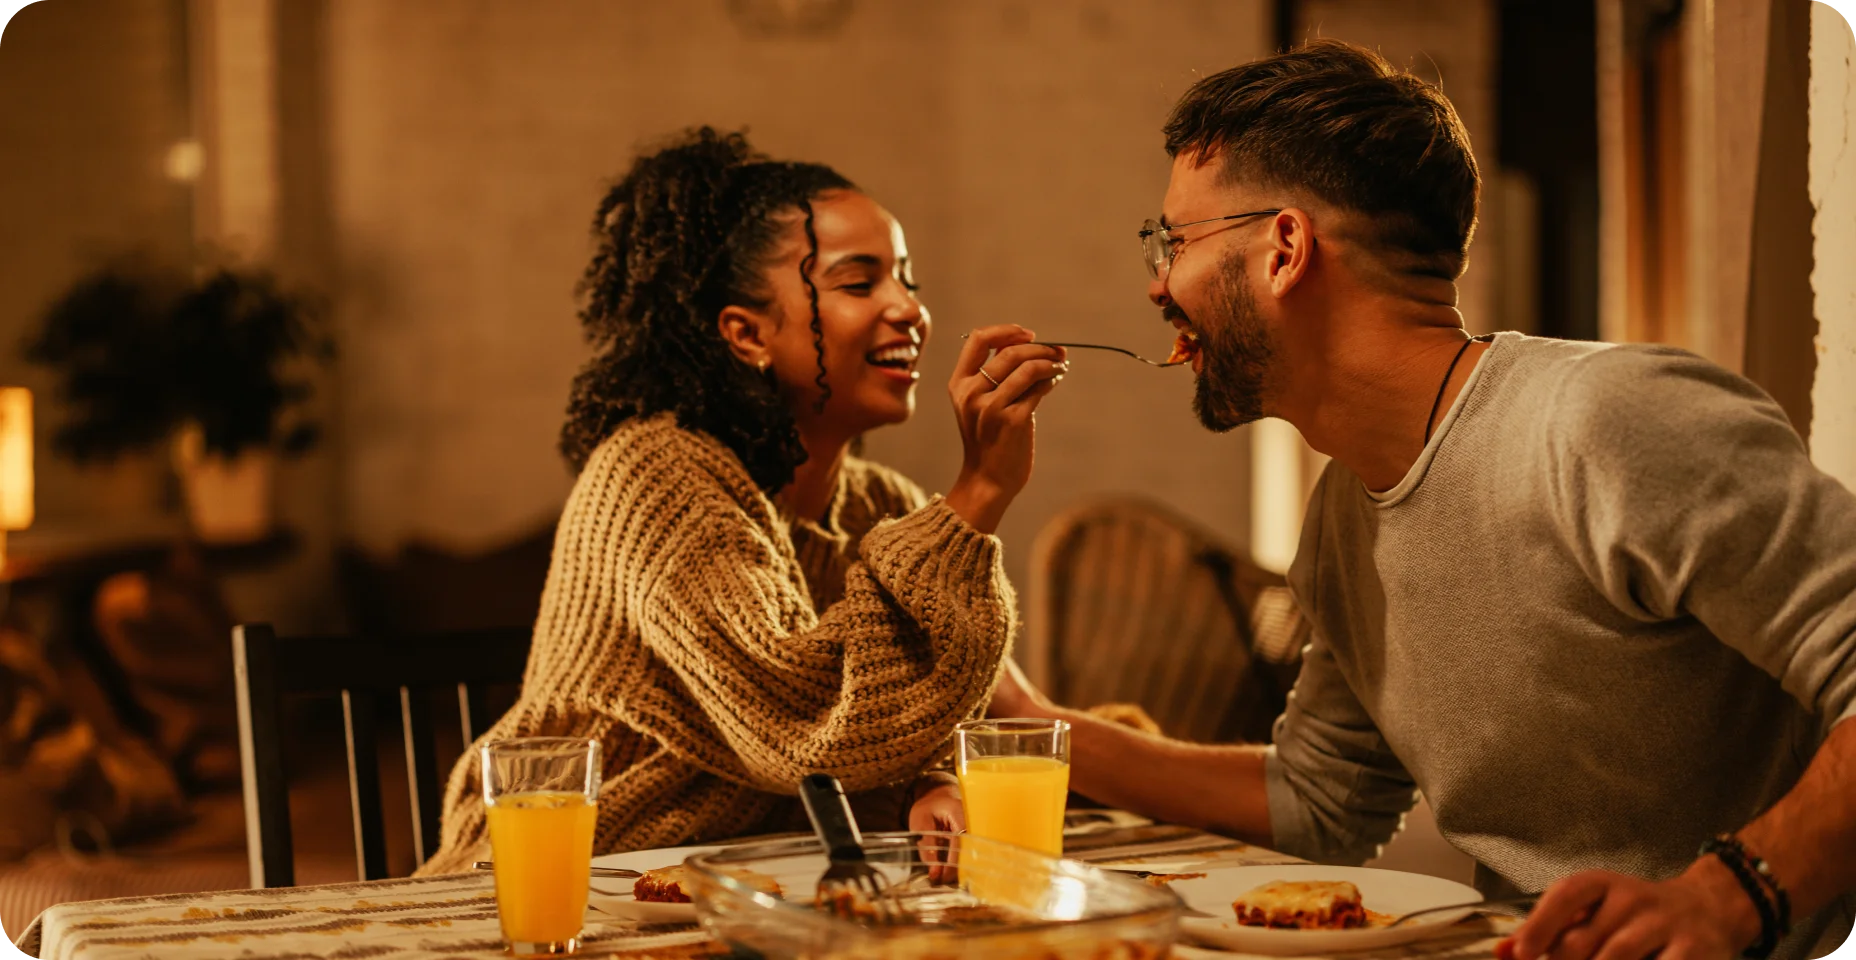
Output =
[
  {"x1": 1163, "y1": 39, "x2": 1479, "y2": 280},
  {"x1": 561, "y1": 127, "x2": 852, "y2": 490}
]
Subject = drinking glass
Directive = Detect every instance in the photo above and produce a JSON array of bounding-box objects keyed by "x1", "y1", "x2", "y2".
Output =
[
  {"x1": 483, "y1": 737, "x2": 600, "y2": 956},
  {"x1": 955, "y1": 718, "x2": 1072, "y2": 857}
]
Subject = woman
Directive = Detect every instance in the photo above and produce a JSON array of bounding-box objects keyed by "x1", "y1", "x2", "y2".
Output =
[{"x1": 419, "y1": 128, "x2": 1066, "y2": 874}]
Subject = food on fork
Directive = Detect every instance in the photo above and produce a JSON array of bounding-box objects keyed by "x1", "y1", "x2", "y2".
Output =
[
  {"x1": 1231, "y1": 880, "x2": 1369, "y2": 930},
  {"x1": 634, "y1": 865, "x2": 782, "y2": 903},
  {"x1": 1166, "y1": 331, "x2": 1200, "y2": 366}
]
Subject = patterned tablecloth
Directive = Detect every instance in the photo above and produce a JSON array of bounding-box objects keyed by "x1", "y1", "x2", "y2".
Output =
[{"x1": 13, "y1": 813, "x2": 1518, "y2": 960}]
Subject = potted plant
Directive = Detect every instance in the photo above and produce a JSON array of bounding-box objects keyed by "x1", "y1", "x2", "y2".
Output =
[{"x1": 26, "y1": 257, "x2": 333, "y2": 542}]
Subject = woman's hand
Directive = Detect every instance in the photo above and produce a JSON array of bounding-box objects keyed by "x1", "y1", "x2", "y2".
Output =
[
  {"x1": 909, "y1": 777, "x2": 965, "y2": 882},
  {"x1": 944, "y1": 326, "x2": 1067, "y2": 533}
]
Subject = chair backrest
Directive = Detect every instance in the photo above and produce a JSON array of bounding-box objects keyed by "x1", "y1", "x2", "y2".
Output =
[
  {"x1": 1023, "y1": 497, "x2": 1308, "y2": 744},
  {"x1": 231, "y1": 623, "x2": 531, "y2": 888}
]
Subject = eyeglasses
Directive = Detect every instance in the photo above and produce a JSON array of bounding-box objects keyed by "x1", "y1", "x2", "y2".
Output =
[{"x1": 1138, "y1": 210, "x2": 1282, "y2": 280}]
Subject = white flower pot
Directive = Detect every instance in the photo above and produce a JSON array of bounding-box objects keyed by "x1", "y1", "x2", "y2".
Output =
[{"x1": 173, "y1": 425, "x2": 274, "y2": 543}]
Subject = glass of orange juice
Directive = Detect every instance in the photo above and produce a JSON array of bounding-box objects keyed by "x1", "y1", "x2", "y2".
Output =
[
  {"x1": 955, "y1": 718, "x2": 1071, "y2": 857},
  {"x1": 483, "y1": 737, "x2": 600, "y2": 956}
]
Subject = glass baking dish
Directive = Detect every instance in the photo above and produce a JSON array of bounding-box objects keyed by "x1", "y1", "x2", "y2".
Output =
[{"x1": 684, "y1": 831, "x2": 1181, "y2": 959}]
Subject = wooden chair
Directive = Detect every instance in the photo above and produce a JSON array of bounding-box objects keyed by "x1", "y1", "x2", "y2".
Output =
[
  {"x1": 1022, "y1": 496, "x2": 1308, "y2": 744},
  {"x1": 231, "y1": 623, "x2": 531, "y2": 888}
]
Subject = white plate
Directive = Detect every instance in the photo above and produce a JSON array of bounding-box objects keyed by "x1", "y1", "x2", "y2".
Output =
[
  {"x1": 583, "y1": 845, "x2": 722, "y2": 923},
  {"x1": 1169, "y1": 865, "x2": 1483, "y2": 956}
]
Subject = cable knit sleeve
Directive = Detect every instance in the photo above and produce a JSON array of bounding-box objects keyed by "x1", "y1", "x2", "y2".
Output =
[{"x1": 620, "y1": 434, "x2": 1015, "y2": 795}]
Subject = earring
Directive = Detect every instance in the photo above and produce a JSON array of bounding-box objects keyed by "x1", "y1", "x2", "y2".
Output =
[{"x1": 758, "y1": 358, "x2": 771, "y2": 372}]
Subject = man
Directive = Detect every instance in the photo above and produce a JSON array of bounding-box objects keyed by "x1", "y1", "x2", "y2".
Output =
[{"x1": 991, "y1": 39, "x2": 1856, "y2": 960}]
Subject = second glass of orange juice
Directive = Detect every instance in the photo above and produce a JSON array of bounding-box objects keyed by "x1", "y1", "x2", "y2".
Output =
[
  {"x1": 483, "y1": 737, "x2": 600, "y2": 956},
  {"x1": 955, "y1": 718, "x2": 1071, "y2": 857}
]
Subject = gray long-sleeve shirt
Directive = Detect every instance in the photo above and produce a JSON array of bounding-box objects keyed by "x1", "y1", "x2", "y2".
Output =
[{"x1": 1266, "y1": 332, "x2": 1856, "y2": 957}]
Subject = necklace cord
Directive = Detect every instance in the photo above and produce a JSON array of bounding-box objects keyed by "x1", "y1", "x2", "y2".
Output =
[{"x1": 1424, "y1": 336, "x2": 1478, "y2": 446}]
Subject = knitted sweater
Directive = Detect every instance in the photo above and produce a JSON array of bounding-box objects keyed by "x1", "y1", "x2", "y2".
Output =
[{"x1": 418, "y1": 414, "x2": 1015, "y2": 875}]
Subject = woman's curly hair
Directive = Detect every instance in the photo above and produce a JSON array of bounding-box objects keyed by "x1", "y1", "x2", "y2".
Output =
[{"x1": 561, "y1": 127, "x2": 854, "y2": 490}]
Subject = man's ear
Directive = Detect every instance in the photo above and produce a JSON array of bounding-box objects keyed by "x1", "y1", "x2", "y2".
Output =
[
  {"x1": 717, "y1": 305, "x2": 776, "y2": 369},
  {"x1": 1264, "y1": 208, "x2": 1317, "y2": 299}
]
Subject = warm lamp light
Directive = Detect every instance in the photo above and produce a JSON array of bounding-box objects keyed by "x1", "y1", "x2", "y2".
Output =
[{"x1": 0, "y1": 388, "x2": 34, "y2": 566}]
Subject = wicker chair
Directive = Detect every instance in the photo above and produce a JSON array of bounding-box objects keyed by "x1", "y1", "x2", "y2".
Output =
[{"x1": 1022, "y1": 496, "x2": 1308, "y2": 744}]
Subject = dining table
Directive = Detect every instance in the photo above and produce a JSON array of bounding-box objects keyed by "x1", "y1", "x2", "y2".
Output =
[{"x1": 12, "y1": 810, "x2": 1519, "y2": 960}]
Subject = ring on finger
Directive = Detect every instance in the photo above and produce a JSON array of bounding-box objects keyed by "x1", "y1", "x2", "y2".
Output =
[{"x1": 979, "y1": 367, "x2": 1000, "y2": 387}]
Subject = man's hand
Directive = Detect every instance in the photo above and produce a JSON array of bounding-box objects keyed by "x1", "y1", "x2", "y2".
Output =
[{"x1": 1501, "y1": 858, "x2": 1761, "y2": 960}]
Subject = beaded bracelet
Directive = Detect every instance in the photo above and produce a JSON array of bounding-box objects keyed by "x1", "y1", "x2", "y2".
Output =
[
  {"x1": 1706, "y1": 835, "x2": 1792, "y2": 935},
  {"x1": 1701, "y1": 835, "x2": 1791, "y2": 959},
  {"x1": 1706, "y1": 843, "x2": 1779, "y2": 958}
]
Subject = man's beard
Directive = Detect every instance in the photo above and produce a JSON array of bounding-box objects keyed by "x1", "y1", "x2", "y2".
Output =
[{"x1": 1186, "y1": 259, "x2": 1275, "y2": 432}]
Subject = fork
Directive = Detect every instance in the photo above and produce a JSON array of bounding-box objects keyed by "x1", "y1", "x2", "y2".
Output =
[
  {"x1": 957, "y1": 333, "x2": 1188, "y2": 368},
  {"x1": 1386, "y1": 894, "x2": 1537, "y2": 928},
  {"x1": 799, "y1": 773, "x2": 902, "y2": 925},
  {"x1": 1034, "y1": 341, "x2": 1188, "y2": 368}
]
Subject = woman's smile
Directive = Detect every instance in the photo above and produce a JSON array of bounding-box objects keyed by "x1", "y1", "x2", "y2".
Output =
[{"x1": 865, "y1": 336, "x2": 922, "y2": 384}]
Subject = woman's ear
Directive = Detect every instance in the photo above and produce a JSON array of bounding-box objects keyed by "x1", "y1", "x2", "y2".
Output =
[{"x1": 717, "y1": 305, "x2": 776, "y2": 370}]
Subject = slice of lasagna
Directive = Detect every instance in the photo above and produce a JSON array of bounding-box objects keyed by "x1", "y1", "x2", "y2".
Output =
[
  {"x1": 633, "y1": 865, "x2": 782, "y2": 903},
  {"x1": 1231, "y1": 880, "x2": 1368, "y2": 930},
  {"x1": 634, "y1": 866, "x2": 697, "y2": 903}
]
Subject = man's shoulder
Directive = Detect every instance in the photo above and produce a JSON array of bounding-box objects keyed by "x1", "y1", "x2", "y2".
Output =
[
  {"x1": 1496, "y1": 332, "x2": 1700, "y2": 392},
  {"x1": 1482, "y1": 335, "x2": 1808, "y2": 508},
  {"x1": 1494, "y1": 334, "x2": 1773, "y2": 441}
]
